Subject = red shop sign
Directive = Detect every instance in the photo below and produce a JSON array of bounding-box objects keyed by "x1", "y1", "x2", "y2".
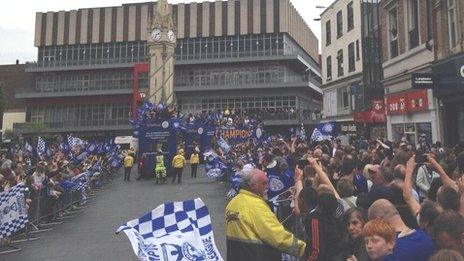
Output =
[
  {"x1": 386, "y1": 89, "x2": 428, "y2": 115},
  {"x1": 407, "y1": 89, "x2": 429, "y2": 113}
]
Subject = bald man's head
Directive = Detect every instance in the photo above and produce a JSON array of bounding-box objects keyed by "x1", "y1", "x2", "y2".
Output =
[{"x1": 368, "y1": 199, "x2": 399, "y2": 221}]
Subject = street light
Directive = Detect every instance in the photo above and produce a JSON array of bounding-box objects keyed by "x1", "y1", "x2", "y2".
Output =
[
  {"x1": 315, "y1": 5, "x2": 327, "y2": 9},
  {"x1": 313, "y1": 18, "x2": 321, "y2": 21}
]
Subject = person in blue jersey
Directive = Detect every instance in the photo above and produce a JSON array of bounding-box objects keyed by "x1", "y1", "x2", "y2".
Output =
[{"x1": 368, "y1": 199, "x2": 435, "y2": 261}]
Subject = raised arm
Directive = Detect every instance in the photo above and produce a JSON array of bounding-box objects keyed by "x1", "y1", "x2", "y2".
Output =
[
  {"x1": 292, "y1": 165, "x2": 304, "y2": 216},
  {"x1": 427, "y1": 155, "x2": 457, "y2": 191},
  {"x1": 404, "y1": 155, "x2": 420, "y2": 217},
  {"x1": 308, "y1": 156, "x2": 340, "y2": 199}
]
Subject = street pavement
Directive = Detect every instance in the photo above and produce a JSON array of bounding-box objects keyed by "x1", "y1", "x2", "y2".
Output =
[{"x1": 6, "y1": 167, "x2": 227, "y2": 261}]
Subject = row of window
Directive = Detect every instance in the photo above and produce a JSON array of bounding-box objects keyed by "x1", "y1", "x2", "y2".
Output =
[
  {"x1": 175, "y1": 34, "x2": 286, "y2": 60},
  {"x1": 179, "y1": 96, "x2": 298, "y2": 111},
  {"x1": 326, "y1": 40, "x2": 360, "y2": 81},
  {"x1": 35, "y1": 71, "x2": 148, "y2": 92},
  {"x1": 326, "y1": 1, "x2": 354, "y2": 46},
  {"x1": 386, "y1": 0, "x2": 458, "y2": 59},
  {"x1": 27, "y1": 103, "x2": 130, "y2": 127},
  {"x1": 387, "y1": 0, "x2": 419, "y2": 59},
  {"x1": 38, "y1": 41, "x2": 148, "y2": 66},
  {"x1": 174, "y1": 64, "x2": 305, "y2": 87},
  {"x1": 35, "y1": 33, "x2": 314, "y2": 68}
]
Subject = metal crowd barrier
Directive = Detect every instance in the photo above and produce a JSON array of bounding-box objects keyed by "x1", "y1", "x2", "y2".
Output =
[
  {"x1": 274, "y1": 189, "x2": 305, "y2": 261},
  {"x1": 0, "y1": 169, "x2": 116, "y2": 255}
]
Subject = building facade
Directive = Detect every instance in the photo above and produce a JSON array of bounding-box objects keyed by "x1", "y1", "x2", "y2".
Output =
[
  {"x1": 15, "y1": 0, "x2": 321, "y2": 136},
  {"x1": 432, "y1": 0, "x2": 464, "y2": 146},
  {"x1": 321, "y1": 0, "x2": 385, "y2": 140},
  {"x1": 380, "y1": 0, "x2": 440, "y2": 146},
  {"x1": 0, "y1": 62, "x2": 31, "y2": 136}
]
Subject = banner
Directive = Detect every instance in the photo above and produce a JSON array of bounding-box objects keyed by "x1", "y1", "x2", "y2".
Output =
[
  {"x1": 0, "y1": 184, "x2": 28, "y2": 239},
  {"x1": 216, "y1": 126, "x2": 264, "y2": 144},
  {"x1": 116, "y1": 198, "x2": 223, "y2": 261},
  {"x1": 182, "y1": 122, "x2": 203, "y2": 158},
  {"x1": 138, "y1": 120, "x2": 178, "y2": 175}
]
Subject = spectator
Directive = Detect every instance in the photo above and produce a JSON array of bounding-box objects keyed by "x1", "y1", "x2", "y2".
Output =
[
  {"x1": 226, "y1": 168, "x2": 306, "y2": 260},
  {"x1": 304, "y1": 192, "x2": 345, "y2": 260},
  {"x1": 368, "y1": 199, "x2": 435, "y2": 261},
  {"x1": 429, "y1": 250, "x2": 464, "y2": 261},
  {"x1": 363, "y1": 218, "x2": 398, "y2": 261},
  {"x1": 342, "y1": 207, "x2": 368, "y2": 261},
  {"x1": 432, "y1": 210, "x2": 464, "y2": 257}
]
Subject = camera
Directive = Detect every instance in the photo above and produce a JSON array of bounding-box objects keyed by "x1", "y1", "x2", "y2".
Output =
[
  {"x1": 298, "y1": 158, "x2": 309, "y2": 168},
  {"x1": 415, "y1": 154, "x2": 428, "y2": 164}
]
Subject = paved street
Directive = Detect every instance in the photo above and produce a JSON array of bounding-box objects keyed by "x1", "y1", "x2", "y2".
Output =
[{"x1": 6, "y1": 167, "x2": 227, "y2": 261}]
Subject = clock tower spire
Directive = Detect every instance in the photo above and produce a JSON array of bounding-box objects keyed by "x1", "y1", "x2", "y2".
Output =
[{"x1": 147, "y1": 0, "x2": 177, "y2": 105}]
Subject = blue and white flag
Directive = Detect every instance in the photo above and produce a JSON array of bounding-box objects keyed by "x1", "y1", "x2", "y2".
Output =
[
  {"x1": 298, "y1": 123, "x2": 306, "y2": 141},
  {"x1": 37, "y1": 137, "x2": 46, "y2": 156},
  {"x1": 266, "y1": 168, "x2": 295, "y2": 200},
  {"x1": 0, "y1": 184, "x2": 28, "y2": 239},
  {"x1": 216, "y1": 137, "x2": 231, "y2": 154},
  {"x1": 24, "y1": 141, "x2": 33, "y2": 153},
  {"x1": 310, "y1": 121, "x2": 336, "y2": 142},
  {"x1": 116, "y1": 198, "x2": 223, "y2": 261},
  {"x1": 203, "y1": 151, "x2": 227, "y2": 179}
]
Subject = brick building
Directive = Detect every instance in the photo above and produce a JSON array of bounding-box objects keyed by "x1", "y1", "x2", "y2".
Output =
[
  {"x1": 15, "y1": 0, "x2": 321, "y2": 136},
  {"x1": 432, "y1": 0, "x2": 464, "y2": 145},
  {"x1": 380, "y1": 0, "x2": 440, "y2": 145}
]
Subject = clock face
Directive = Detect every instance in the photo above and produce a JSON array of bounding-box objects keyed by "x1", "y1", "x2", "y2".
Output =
[
  {"x1": 168, "y1": 30, "x2": 176, "y2": 43},
  {"x1": 151, "y1": 29, "x2": 161, "y2": 41}
]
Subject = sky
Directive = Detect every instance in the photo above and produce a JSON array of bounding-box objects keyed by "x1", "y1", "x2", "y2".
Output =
[{"x1": 0, "y1": 0, "x2": 333, "y2": 65}]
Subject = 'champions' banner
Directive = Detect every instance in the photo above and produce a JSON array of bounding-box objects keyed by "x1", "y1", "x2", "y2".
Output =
[{"x1": 216, "y1": 126, "x2": 264, "y2": 144}]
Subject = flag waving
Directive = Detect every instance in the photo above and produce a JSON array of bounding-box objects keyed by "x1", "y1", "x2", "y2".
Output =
[
  {"x1": 37, "y1": 136, "x2": 46, "y2": 156},
  {"x1": 116, "y1": 198, "x2": 223, "y2": 261},
  {"x1": 0, "y1": 184, "x2": 28, "y2": 239}
]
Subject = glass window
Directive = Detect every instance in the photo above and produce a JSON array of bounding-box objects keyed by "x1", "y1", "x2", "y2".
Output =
[
  {"x1": 389, "y1": 7, "x2": 399, "y2": 58},
  {"x1": 337, "y1": 49, "x2": 344, "y2": 77},
  {"x1": 347, "y1": 2, "x2": 354, "y2": 31},
  {"x1": 408, "y1": 0, "x2": 419, "y2": 49},
  {"x1": 392, "y1": 124, "x2": 405, "y2": 142},
  {"x1": 325, "y1": 20, "x2": 331, "y2": 46},
  {"x1": 447, "y1": 0, "x2": 457, "y2": 47},
  {"x1": 326, "y1": 56, "x2": 332, "y2": 81},
  {"x1": 348, "y1": 42, "x2": 355, "y2": 72},
  {"x1": 337, "y1": 11, "x2": 343, "y2": 38}
]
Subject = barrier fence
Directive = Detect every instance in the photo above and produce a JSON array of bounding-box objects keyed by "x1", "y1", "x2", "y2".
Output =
[
  {"x1": 274, "y1": 189, "x2": 305, "y2": 261},
  {"x1": 0, "y1": 168, "x2": 116, "y2": 255}
]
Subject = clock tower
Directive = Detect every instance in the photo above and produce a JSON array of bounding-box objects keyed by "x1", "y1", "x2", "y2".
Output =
[{"x1": 147, "y1": 0, "x2": 177, "y2": 104}]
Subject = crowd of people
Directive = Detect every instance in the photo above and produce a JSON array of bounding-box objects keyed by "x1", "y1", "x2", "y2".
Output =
[
  {"x1": 0, "y1": 135, "x2": 122, "y2": 247},
  {"x1": 224, "y1": 135, "x2": 464, "y2": 261}
]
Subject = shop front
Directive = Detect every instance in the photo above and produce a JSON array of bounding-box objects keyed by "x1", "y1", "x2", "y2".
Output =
[
  {"x1": 353, "y1": 99, "x2": 387, "y2": 140},
  {"x1": 432, "y1": 53, "x2": 464, "y2": 146},
  {"x1": 335, "y1": 121, "x2": 363, "y2": 146},
  {"x1": 385, "y1": 89, "x2": 439, "y2": 146}
]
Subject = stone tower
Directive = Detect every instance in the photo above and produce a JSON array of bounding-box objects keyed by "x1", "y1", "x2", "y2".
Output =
[{"x1": 147, "y1": 0, "x2": 177, "y2": 104}]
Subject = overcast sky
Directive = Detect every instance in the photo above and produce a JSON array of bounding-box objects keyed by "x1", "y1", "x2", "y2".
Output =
[{"x1": 0, "y1": 0, "x2": 333, "y2": 65}]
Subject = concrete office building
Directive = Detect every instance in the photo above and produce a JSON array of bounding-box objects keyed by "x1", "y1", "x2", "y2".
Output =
[{"x1": 15, "y1": 0, "x2": 321, "y2": 136}]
